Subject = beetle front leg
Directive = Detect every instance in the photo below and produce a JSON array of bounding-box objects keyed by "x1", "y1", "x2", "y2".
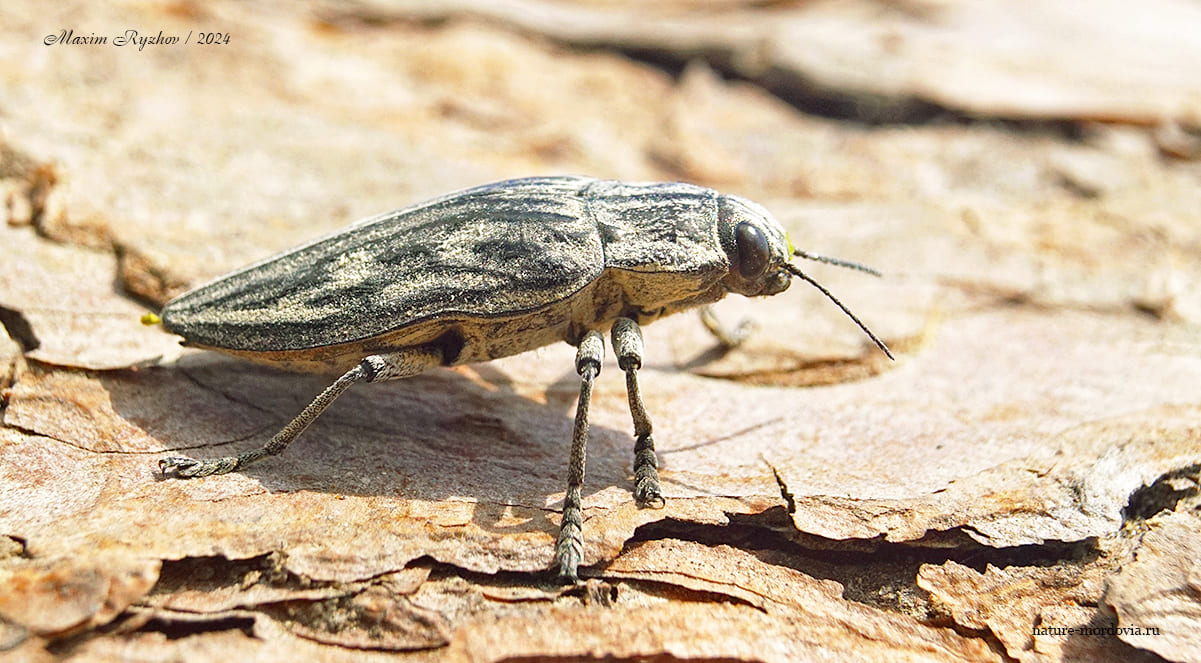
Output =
[
  {"x1": 699, "y1": 305, "x2": 756, "y2": 350},
  {"x1": 159, "y1": 345, "x2": 443, "y2": 478},
  {"x1": 556, "y1": 330, "x2": 604, "y2": 582},
  {"x1": 611, "y1": 318, "x2": 665, "y2": 509}
]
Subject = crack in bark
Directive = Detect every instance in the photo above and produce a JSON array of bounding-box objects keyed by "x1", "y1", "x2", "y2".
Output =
[
  {"x1": 765, "y1": 459, "x2": 796, "y2": 516},
  {"x1": 0, "y1": 306, "x2": 40, "y2": 353},
  {"x1": 151, "y1": 553, "x2": 326, "y2": 598},
  {"x1": 1122, "y1": 463, "x2": 1201, "y2": 521},
  {"x1": 626, "y1": 511, "x2": 1102, "y2": 619},
  {"x1": 121, "y1": 612, "x2": 258, "y2": 641}
]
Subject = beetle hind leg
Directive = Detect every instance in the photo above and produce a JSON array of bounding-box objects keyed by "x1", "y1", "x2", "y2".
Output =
[
  {"x1": 159, "y1": 346, "x2": 442, "y2": 479},
  {"x1": 611, "y1": 318, "x2": 665, "y2": 509}
]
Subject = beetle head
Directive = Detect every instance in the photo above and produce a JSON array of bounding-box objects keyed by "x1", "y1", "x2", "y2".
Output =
[
  {"x1": 718, "y1": 194, "x2": 793, "y2": 298},
  {"x1": 717, "y1": 193, "x2": 894, "y2": 360}
]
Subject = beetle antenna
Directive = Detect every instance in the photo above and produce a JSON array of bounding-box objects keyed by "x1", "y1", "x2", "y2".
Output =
[
  {"x1": 793, "y1": 249, "x2": 882, "y2": 277},
  {"x1": 783, "y1": 263, "x2": 894, "y2": 360}
]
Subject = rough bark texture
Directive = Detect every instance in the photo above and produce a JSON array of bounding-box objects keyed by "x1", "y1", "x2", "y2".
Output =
[{"x1": 2, "y1": 1, "x2": 1200, "y2": 661}]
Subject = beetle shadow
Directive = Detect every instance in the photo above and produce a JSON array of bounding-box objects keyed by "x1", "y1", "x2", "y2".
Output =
[{"x1": 104, "y1": 351, "x2": 641, "y2": 541}]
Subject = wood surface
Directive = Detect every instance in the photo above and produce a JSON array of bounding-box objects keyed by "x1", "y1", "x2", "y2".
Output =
[{"x1": 2, "y1": 1, "x2": 1200, "y2": 661}]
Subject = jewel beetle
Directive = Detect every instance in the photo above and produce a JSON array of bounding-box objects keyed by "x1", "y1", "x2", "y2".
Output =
[{"x1": 153, "y1": 175, "x2": 892, "y2": 581}]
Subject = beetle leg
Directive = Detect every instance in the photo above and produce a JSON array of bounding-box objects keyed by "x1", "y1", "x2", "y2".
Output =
[
  {"x1": 556, "y1": 330, "x2": 604, "y2": 582},
  {"x1": 699, "y1": 305, "x2": 756, "y2": 349},
  {"x1": 611, "y1": 318, "x2": 665, "y2": 509},
  {"x1": 159, "y1": 345, "x2": 443, "y2": 479}
]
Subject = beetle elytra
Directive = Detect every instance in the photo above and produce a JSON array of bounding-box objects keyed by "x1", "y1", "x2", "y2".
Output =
[{"x1": 154, "y1": 176, "x2": 891, "y2": 581}]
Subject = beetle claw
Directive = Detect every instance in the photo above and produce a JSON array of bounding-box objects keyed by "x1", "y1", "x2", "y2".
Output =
[
  {"x1": 635, "y1": 481, "x2": 665, "y2": 509},
  {"x1": 159, "y1": 457, "x2": 197, "y2": 477},
  {"x1": 159, "y1": 456, "x2": 214, "y2": 479},
  {"x1": 555, "y1": 526, "x2": 584, "y2": 583}
]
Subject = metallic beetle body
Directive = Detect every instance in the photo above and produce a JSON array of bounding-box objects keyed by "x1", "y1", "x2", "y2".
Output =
[
  {"x1": 157, "y1": 176, "x2": 889, "y2": 581},
  {"x1": 162, "y1": 176, "x2": 793, "y2": 372}
]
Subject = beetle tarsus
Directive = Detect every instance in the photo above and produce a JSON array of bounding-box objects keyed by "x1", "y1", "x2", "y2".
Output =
[
  {"x1": 159, "y1": 455, "x2": 236, "y2": 478},
  {"x1": 632, "y1": 434, "x2": 664, "y2": 508},
  {"x1": 555, "y1": 489, "x2": 585, "y2": 583}
]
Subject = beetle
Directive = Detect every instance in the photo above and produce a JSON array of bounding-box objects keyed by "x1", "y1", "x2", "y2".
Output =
[{"x1": 153, "y1": 175, "x2": 891, "y2": 581}]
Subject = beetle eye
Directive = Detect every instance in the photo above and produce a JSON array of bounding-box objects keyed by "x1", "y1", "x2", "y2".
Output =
[{"x1": 735, "y1": 222, "x2": 770, "y2": 279}]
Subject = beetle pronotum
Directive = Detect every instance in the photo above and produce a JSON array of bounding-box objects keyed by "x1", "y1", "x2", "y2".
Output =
[{"x1": 153, "y1": 176, "x2": 891, "y2": 581}]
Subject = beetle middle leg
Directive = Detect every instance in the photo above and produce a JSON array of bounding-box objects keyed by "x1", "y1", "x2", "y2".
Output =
[
  {"x1": 556, "y1": 330, "x2": 603, "y2": 581},
  {"x1": 611, "y1": 318, "x2": 665, "y2": 509},
  {"x1": 159, "y1": 345, "x2": 443, "y2": 478}
]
